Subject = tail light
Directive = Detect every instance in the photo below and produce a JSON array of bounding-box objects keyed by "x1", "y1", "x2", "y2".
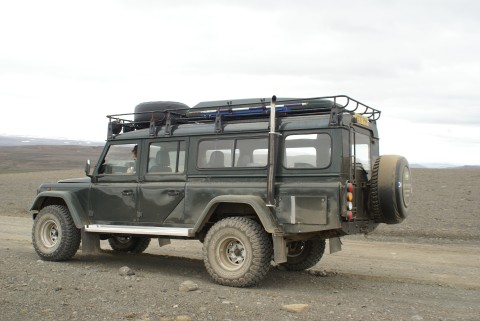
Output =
[{"x1": 345, "y1": 182, "x2": 354, "y2": 220}]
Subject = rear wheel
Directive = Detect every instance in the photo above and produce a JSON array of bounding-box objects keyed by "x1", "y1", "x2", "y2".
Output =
[
  {"x1": 32, "y1": 205, "x2": 81, "y2": 261},
  {"x1": 281, "y1": 239, "x2": 326, "y2": 271},
  {"x1": 203, "y1": 217, "x2": 272, "y2": 287},
  {"x1": 108, "y1": 236, "x2": 151, "y2": 253},
  {"x1": 370, "y1": 155, "x2": 412, "y2": 224}
]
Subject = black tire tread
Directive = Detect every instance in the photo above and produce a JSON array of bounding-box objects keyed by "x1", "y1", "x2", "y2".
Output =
[
  {"x1": 108, "y1": 237, "x2": 151, "y2": 253},
  {"x1": 370, "y1": 156, "x2": 384, "y2": 223},
  {"x1": 32, "y1": 205, "x2": 81, "y2": 261},
  {"x1": 369, "y1": 155, "x2": 410, "y2": 224},
  {"x1": 281, "y1": 239, "x2": 326, "y2": 271},
  {"x1": 203, "y1": 217, "x2": 272, "y2": 287},
  {"x1": 134, "y1": 101, "x2": 189, "y2": 128}
]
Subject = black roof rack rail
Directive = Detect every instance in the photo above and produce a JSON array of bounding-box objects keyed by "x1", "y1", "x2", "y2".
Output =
[
  {"x1": 106, "y1": 95, "x2": 381, "y2": 139},
  {"x1": 182, "y1": 95, "x2": 380, "y2": 122}
]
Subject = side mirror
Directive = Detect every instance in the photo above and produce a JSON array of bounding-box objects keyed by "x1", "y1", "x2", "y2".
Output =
[{"x1": 85, "y1": 159, "x2": 92, "y2": 177}]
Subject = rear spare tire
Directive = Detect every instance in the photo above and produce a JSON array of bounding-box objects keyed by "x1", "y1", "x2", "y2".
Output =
[
  {"x1": 370, "y1": 155, "x2": 412, "y2": 224},
  {"x1": 134, "y1": 101, "x2": 189, "y2": 128}
]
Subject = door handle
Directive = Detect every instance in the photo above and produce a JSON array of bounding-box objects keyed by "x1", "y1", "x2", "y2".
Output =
[
  {"x1": 122, "y1": 190, "x2": 133, "y2": 196},
  {"x1": 167, "y1": 190, "x2": 180, "y2": 196}
]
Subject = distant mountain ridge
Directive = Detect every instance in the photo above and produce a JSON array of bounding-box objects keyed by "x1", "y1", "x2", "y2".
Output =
[
  {"x1": 410, "y1": 163, "x2": 480, "y2": 169},
  {"x1": 0, "y1": 135, "x2": 103, "y2": 147},
  {"x1": 1, "y1": 135, "x2": 478, "y2": 169}
]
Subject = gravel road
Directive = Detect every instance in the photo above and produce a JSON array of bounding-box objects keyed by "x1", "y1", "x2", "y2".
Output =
[{"x1": 1, "y1": 168, "x2": 479, "y2": 320}]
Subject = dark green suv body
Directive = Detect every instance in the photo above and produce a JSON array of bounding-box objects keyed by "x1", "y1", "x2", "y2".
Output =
[{"x1": 31, "y1": 95, "x2": 412, "y2": 287}]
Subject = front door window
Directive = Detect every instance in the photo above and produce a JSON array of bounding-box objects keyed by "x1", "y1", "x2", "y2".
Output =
[
  {"x1": 98, "y1": 143, "x2": 138, "y2": 175},
  {"x1": 91, "y1": 142, "x2": 140, "y2": 224}
]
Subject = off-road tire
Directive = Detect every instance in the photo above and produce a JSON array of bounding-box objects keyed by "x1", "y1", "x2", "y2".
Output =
[
  {"x1": 281, "y1": 239, "x2": 326, "y2": 271},
  {"x1": 108, "y1": 236, "x2": 151, "y2": 253},
  {"x1": 32, "y1": 205, "x2": 81, "y2": 261},
  {"x1": 370, "y1": 155, "x2": 412, "y2": 224},
  {"x1": 203, "y1": 217, "x2": 273, "y2": 287},
  {"x1": 134, "y1": 101, "x2": 189, "y2": 128}
]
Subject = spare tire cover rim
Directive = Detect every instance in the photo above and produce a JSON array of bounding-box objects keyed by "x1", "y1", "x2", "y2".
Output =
[{"x1": 400, "y1": 165, "x2": 412, "y2": 207}]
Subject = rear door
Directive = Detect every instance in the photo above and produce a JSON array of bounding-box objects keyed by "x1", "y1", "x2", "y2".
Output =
[
  {"x1": 277, "y1": 132, "x2": 342, "y2": 231},
  {"x1": 137, "y1": 139, "x2": 187, "y2": 225}
]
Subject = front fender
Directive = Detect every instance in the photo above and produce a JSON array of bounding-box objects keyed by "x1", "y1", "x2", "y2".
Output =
[
  {"x1": 191, "y1": 195, "x2": 282, "y2": 234},
  {"x1": 30, "y1": 191, "x2": 89, "y2": 228}
]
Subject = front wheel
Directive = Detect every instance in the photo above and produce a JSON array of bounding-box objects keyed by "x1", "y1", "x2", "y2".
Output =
[
  {"x1": 108, "y1": 236, "x2": 151, "y2": 253},
  {"x1": 203, "y1": 217, "x2": 273, "y2": 287},
  {"x1": 32, "y1": 205, "x2": 81, "y2": 261},
  {"x1": 280, "y1": 239, "x2": 326, "y2": 271}
]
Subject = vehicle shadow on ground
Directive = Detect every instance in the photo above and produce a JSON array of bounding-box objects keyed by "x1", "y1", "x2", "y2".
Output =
[{"x1": 72, "y1": 250, "x2": 340, "y2": 292}]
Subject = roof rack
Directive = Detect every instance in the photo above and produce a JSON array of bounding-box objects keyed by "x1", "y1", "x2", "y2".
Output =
[{"x1": 106, "y1": 95, "x2": 381, "y2": 139}]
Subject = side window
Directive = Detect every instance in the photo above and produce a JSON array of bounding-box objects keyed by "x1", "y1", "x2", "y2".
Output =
[
  {"x1": 234, "y1": 138, "x2": 268, "y2": 167},
  {"x1": 147, "y1": 141, "x2": 185, "y2": 174},
  {"x1": 284, "y1": 134, "x2": 331, "y2": 169},
  {"x1": 197, "y1": 137, "x2": 268, "y2": 168},
  {"x1": 98, "y1": 143, "x2": 138, "y2": 175},
  {"x1": 198, "y1": 140, "x2": 234, "y2": 168},
  {"x1": 352, "y1": 133, "x2": 371, "y2": 172}
]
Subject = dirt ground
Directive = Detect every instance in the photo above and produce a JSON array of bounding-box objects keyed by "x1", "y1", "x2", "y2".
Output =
[{"x1": 1, "y1": 168, "x2": 479, "y2": 321}]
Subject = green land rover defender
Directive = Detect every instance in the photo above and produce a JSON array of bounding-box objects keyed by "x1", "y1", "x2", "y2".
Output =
[{"x1": 31, "y1": 95, "x2": 412, "y2": 287}]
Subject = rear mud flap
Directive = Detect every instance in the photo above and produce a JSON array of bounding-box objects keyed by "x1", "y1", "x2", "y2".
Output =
[
  {"x1": 329, "y1": 237, "x2": 342, "y2": 254},
  {"x1": 272, "y1": 235, "x2": 287, "y2": 264}
]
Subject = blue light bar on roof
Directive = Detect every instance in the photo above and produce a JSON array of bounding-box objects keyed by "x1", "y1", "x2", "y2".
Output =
[{"x1": 186, "y1": 102, "x2": 308, "y2": 119}]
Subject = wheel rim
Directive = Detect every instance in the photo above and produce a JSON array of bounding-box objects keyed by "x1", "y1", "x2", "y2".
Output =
[
  {"x1": 218, "y1": 237, "x2": 246, "y2": 271},
  {"x1": 401, "y1": 165, "x2": 412, "y2": 207},
  {"x1": 115, "y1": 236, "x2": 132, "y2": 244},
  {"x1": 287, "y1": 241, "x2": 306, "y2": 258},
  {"x1": 40, "y1": 219, "x2": 59, "y2": 248}
]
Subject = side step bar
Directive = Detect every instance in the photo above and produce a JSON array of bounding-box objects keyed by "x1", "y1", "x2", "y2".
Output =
[{"x1": 84, "y1": 225, "x2": 192, "y2": 237}]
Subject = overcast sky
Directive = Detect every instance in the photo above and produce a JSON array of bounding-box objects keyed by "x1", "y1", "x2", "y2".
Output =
[{"x1": 1, "y1": 0, "x2": 479, "y2": 165}]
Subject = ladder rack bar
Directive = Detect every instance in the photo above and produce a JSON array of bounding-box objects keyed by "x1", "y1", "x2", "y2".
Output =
[{"x1": 105, "y1": 95, "x2": 381, "y2": 139}]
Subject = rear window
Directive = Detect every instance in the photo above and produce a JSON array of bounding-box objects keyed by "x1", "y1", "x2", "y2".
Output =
[
  {"x1": 283, "y1": 134, "x2": 331, "y2": 169},
  {"x1": 352, "y1": 132, "x2": 371, "y2": 172}
]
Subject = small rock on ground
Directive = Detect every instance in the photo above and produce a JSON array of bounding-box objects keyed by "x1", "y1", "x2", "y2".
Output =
[
  {"x1": 308, "y1": 270, "x2": 328, "y2": 277},
  {"x1": 282, "y1": 304, "x2": 309, "y2": 313},
  {"x1": 179, "y1": 280, "x2": 199, "y2": 292},
  {"x1": 119, "y1": 266, "x2": 135, "y2": 276}
]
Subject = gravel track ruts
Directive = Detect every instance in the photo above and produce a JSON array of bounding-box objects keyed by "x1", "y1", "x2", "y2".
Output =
[{"x1": 0, "y1": 168, "x2": 479, "y2": 320}]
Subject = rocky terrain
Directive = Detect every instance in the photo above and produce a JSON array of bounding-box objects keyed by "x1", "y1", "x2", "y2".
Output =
[
  {"x1": 0, "y1": 153, "x2": 479, "y2": 320},
  {"x1": 0, "y1": 145, "x2": 103, "y2": 173}
]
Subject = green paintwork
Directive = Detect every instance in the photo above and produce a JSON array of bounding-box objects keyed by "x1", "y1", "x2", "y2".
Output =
[
  {"x1": 31, "y1": 99, "x2": 382, "y2": 248},
  {"x1": 31, "y1": 190, "x2": 89, "y2": 228}
]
